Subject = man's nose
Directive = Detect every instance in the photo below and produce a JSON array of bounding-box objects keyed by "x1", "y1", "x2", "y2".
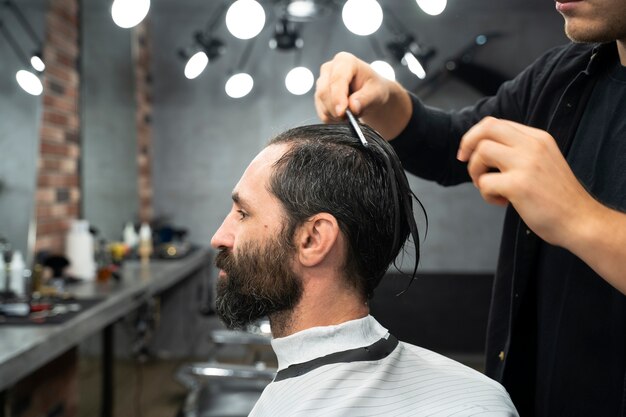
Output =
[{"x1": 210, "y1": 217, "x2": 234, "y2": 249}]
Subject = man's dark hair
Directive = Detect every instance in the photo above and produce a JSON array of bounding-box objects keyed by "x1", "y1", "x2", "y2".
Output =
[{"x1": 268, "y1": 123, "x2": 423, "y2": 299}]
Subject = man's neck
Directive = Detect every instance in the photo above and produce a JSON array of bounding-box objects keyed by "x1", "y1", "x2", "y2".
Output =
[
  {"x1": 618, "y1": 39, "x2": 626, "y2": 66},
  {"x1": 269, "y1": 284, "x2": 369, "y2": 339}
]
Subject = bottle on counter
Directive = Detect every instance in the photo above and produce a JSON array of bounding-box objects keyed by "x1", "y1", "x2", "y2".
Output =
[
  {"x1": 0, "y1": 252, "x2": 6, "y2": 293},
  {"x1": 138, "y1": 223, "x2": 153, "y2": 265},
  {"x1": 123, "y1": 222, "x2": 139, "y2": 249},
  {"x1": 9, "y1": 250, "x2": 25, "y2": 297},
  {"x1": 66, "y1": 219, "x2": 96, "y2": 280},
  {"x1": 31, "y1": 263, "x2": 43, "y2": 294}
]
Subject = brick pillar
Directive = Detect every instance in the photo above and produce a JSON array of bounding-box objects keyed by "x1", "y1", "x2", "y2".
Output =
[
  {"x1": 133, "y1": 21, "x2": 154, "y2": 224},
  {"x1": 35, "y1": 0, "x2": 80, "y2": 254}
]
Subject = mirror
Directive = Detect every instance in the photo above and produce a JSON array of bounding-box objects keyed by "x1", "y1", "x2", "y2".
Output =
[
  {"x1": 76, "y1": 0, "x2": 568, "y2": 271},
  {"x1": 81, "y1": 0, "x2": 139, "y2": 242},
  {"x1": 0, "y1": 0, "x2": 46, "y2": 263}
]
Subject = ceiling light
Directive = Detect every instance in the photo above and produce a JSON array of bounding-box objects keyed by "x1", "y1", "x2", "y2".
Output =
[
  {"x1": 225, "y1": 0, "x2": 266, "y2": 40},
  {"x1": 225, "y1": 73, "x2": 254, "y2": 98},
  {"x1": 387, "y1": 35, "x2": 436, "y2": 80},
  {"x1": 285, "y1": 66, "x2": 314, "y2": 95},
  {"x1": 30, "y1": 54, "x2": 45, "y2": 72},
  {"x1": 278, "y1": 0, "x2": 333, "y2": 22},
  {"x1": 179, "y1": 33, "x2": 225, "y2": 79},
  {"x1": 416, "y1": 0, "x2": 447, "y2": 16},
  {"x1": 184, "y1": 51, "x2": 209, "y2": 79},
  {"x1": 16, "y1": 70, "x2": 43, "y2": 96},
  {"x1": 342, "y1": 0, "x2": 383, "y2": 36},
  {"x1": 111, "y1": 0, "x2": 150, "y2": 29},
  {"x1": 403, "y1": 52, "x2": 426, "y2": 79},
  {"x1": 269, "y1": 18, "x2": 303, "y2": 50},
  {"x1": 370, "y1": 60, "x2": 395, "y2": 81},
  {"x1": 287, "y1": 0, "x2": 316, "y2": 18}
]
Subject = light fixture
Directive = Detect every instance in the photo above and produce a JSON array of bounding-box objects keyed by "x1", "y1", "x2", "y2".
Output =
[
  {"x1": 387, "y1": 35, "x2": 436, "y2": 80},
  {"x1": 225, "y1": 72, "x2": 254, "y2": 98},
  {"x1": 225, "y1": 0, "x2": 266, "y2": 40},
  {"x1": 279, "y1": 0, "x2": 333, "y2": 22},
  {"x1": 16, "y1": 69, "x2": 43, "y2": 96},
  {"x1": 416, "y1": 0, "x2": 447, "y2": 16},
  {"x1": 30, "y1": 54, "x2": 45, "y2": 72},
  {"x1": 0, "y1": 2, "x2": 45, "y2": 96},
  {"x1": 269, "y1": 18, "x2": 303, "y2": 50},
  {"x1": 111, "y1": 0, "x2": 151, "y2": 29},
  {"x1": 183, "y1": 52, "x2": 208, "y2": 79},
  {"x1": 285, "y1": 66, "x2": 314, "y2": 95},
  {"x1": 370, "y1": 60, "x2": 395, "y2": 81},
  {"x1": 177, "y1": 1, "x2": 446, "y2": 98},
  {"x1": 178, "y1": 32, "x2": 225, "y2": 79},
  {"x1": 342, "y1": 0, "x2": 383, "y2": 36}
]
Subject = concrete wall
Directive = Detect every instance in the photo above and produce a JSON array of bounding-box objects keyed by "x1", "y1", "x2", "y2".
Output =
[
  {"x1": 81, "y1": 0, "x2": 139, "y2": 242},
  {"x1": 0, "y1": 0, "x2": 46, "y2": 260},
  {"x1": 150, "y1": 0, "x2": 567, "y2": 273}
]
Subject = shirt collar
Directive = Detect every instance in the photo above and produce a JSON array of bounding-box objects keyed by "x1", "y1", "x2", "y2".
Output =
[
  {"x1": 270, "y1": 315, "x2": 389, "y2": 371},
  {"x1": 586, "y1": 42, "x2": 619, "y2": 74}
]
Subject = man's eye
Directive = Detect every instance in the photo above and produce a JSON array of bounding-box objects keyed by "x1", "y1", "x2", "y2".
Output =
[{"x1": 237, "y1": 210, "x2": 248, "y2": 220}]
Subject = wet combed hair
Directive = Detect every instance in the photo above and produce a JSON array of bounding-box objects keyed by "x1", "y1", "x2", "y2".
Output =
[{"x1": 268, "y1": 123, "x2": 424, "y2": 300}]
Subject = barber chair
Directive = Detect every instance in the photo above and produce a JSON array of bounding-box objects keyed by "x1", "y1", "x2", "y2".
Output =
[{"x1": 176, "y1": 319, "x2": 277, "y2": 417}]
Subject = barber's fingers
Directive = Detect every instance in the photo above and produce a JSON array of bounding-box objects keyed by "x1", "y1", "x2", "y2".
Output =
[
  {"x1": 466, "y1": 140, "x2": 514, "y2": 185},
  {"x1": 315, "y1": 54, "x2": 356, "y2": 121},
  {"x1": 315, "y1": 52, "x2": 386, "y2": 122},
  {"x1": 475, "y1": 172, "x2": 510, "y2": 206},
  {"x1": 458, "y1": 117, "x2": 524, "y2": 161}
]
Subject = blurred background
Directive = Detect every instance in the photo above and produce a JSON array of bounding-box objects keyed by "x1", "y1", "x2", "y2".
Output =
[{"x1": 0, "y1": 0, "x2": 567, "y2": 416}]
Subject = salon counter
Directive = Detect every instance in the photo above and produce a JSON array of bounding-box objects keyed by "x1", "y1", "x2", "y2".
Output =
[{"x1": 0, "y1": 248, "x2": 212, "y2": 392}]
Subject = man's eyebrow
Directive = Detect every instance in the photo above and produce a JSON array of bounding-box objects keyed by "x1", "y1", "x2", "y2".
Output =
[{"x1": 231, "y1": 191, "x2": 251, "y2": 210}]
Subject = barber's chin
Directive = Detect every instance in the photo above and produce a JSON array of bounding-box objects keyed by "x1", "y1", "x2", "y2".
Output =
[{"x1": 218, "y1": 270, "x2": 228, "y2": 280}]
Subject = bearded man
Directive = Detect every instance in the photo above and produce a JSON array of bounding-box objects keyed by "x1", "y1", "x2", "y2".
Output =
[{"x1": 211, "y1": 123, "x2": 518, "y2": 416}]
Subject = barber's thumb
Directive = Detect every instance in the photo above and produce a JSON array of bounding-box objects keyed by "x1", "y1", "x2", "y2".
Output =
[{"x1": 348, "y1": 96, "x2": 362, "y2": 116}]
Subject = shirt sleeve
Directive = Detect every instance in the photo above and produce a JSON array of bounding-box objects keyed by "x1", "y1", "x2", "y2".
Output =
[{"x1": 390, "y1": 44, "x2": 570, "y2": 186}]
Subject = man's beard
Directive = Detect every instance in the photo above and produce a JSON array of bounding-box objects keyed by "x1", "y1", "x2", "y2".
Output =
[{"x1": 214, "y1": 234, "x2": 303, "y2": 332}]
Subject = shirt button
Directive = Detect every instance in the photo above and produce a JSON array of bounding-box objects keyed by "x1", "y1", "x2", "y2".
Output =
[
  {"x1": 525, "y1": 229, "x2": 531, "y2": 235},
  {"x1": 499, "y1": 351, "x2": 505, "y2": 361}
]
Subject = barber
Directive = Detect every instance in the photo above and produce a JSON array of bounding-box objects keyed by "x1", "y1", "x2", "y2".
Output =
[{"x1": 314, "y1": 2, "x2": 626, "y2": 416}]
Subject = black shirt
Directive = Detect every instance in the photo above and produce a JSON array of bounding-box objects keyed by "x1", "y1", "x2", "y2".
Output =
[
  {"x1": 534, "y1": 56, "x2": 626, "y2": 417},
  {"x1": 391, "y1": 42, "x2": 626, "y2": 416}
]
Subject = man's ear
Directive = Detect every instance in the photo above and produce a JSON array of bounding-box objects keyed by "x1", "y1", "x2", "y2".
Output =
[{"x1": 294, "y1": 213, "x2": 340, "y2": 267}]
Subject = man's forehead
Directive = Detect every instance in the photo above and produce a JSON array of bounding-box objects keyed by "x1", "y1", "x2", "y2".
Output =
[{"x1": 232, "y1": 143, "x2": 290, "y2": 205}]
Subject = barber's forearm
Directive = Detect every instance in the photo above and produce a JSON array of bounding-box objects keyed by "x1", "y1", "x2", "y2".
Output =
[{"x1": 566, "y1": 200, "x2": 626, "y2": 295}]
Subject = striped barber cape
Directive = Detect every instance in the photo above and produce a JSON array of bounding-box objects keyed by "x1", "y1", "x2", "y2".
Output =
[{"x1": 249, "y1": 315, "x2": 518, "y2": 417}]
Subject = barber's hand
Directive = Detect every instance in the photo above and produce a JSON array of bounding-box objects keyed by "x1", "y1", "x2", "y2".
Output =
[
  {"x1": 315, "y1": 52, "x2": 412, "y2": 140},
  {"x1": 457, "y1": 117, "x2": 597, "y2": 248}
]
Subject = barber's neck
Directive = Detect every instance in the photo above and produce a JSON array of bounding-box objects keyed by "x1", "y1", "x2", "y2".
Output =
[
  {"x1": 269, "y1": 273, "x2": 369, "y2": 339},
  {"x1": 618, "y1": 39, "x2": 626, "y2": 66}
]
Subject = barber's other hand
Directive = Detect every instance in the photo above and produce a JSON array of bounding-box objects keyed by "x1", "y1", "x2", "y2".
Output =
[
  {"x1": 315, "y1": 52, "x2": 412, "y2": 140},
  {"x1": 457, "y1": 117, "x2": 598, "y2": 248}
]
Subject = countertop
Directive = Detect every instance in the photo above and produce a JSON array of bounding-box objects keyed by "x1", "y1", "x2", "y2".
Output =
[{"x1": 0, "y1": 249, "x2": 211, "y2": 391}]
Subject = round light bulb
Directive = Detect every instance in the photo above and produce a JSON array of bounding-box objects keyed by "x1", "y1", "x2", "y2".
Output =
[
  {"x1": 16, "y1": 70, "x2": 43, "y2": 96},
  {"x1": 285, "y1": 66, "x2": 314, "y2": 95},
  {"x1": 184, "y1": 51, "x2": 209, "y2": 79},
  {"x1": 111, "y1": 0, "x2": 150, "y2": 28},
  {"x1": 416, "y1": 0, "x2": 447, "y2": 16},
  {"x1": 225, "y1": 0, "x2": 266, "y2": 40},
  {"x1": 225, "y1": 73, "x2": 254, "y2": 98},
  {"x1": 342, "y1": 0, "x2": 383, "y2": 36},
  {"x1": 30, "y1": 55, "x2": 45, "y2": 72},
  {"x1": 370, "y1": 60, "x2": 395, "y2": 81},
  {"x1": 287, "y1": 0, "x2": 316, "y2": 18}
]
